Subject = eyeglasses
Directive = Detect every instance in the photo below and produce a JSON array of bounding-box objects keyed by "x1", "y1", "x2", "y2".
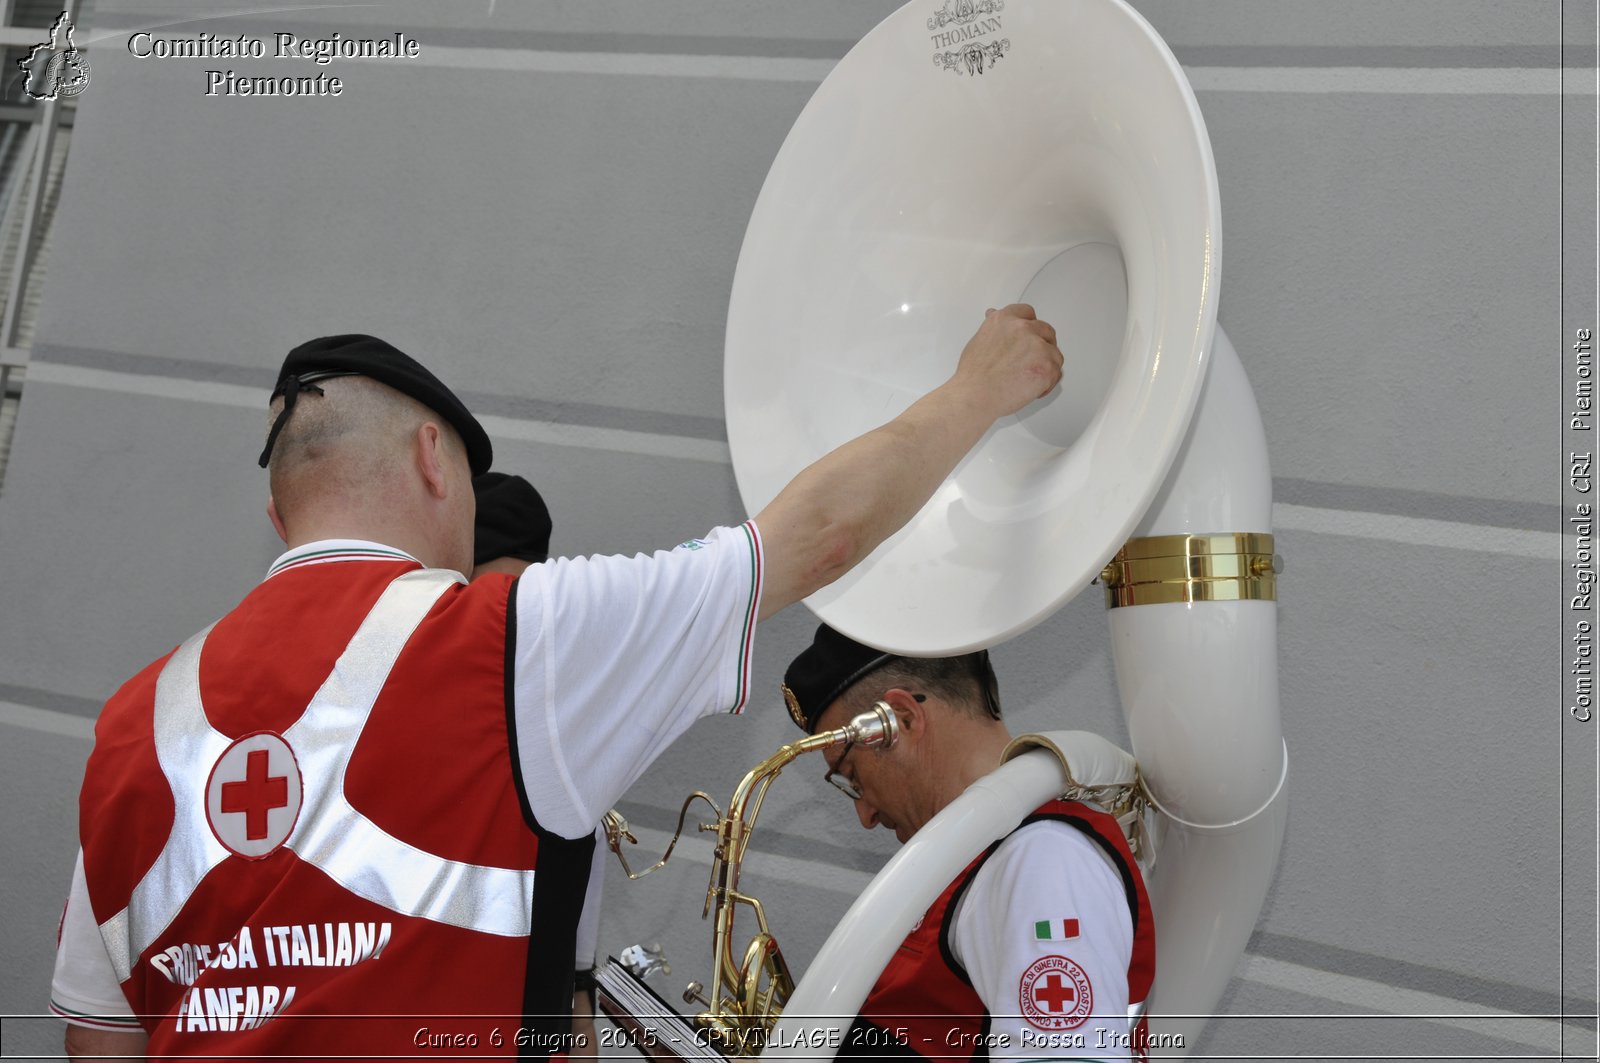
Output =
[
  {"x1": 823, "y1": 738, "x2": 863, "y2": 800},
  {"x1": 821, "y1": 694, "x2": 923, "y2": 800}
]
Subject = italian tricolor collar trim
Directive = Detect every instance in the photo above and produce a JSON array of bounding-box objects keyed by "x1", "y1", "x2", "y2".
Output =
[{"x1": 266, "y1": 540, "x2": 422, "y2": 580}]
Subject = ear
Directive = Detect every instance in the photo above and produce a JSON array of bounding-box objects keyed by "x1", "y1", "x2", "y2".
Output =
[
  {"x1": 266, "y1": 496, "x2": 287, "y2": 544},
  {"x1": 879, "y1": 687, "x2": 928, "y2": 738},
  {"x1": 414, "y1": 421, "x2": 450, "y2": 500}
]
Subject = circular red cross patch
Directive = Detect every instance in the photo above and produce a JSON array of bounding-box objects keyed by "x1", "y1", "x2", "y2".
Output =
[
  {"x1": 1018, "y1": 954, "x2": 1093, "y2": 1030},
  {"x1": 205, "y1": 731, "x2": 302, "y2": 860}
]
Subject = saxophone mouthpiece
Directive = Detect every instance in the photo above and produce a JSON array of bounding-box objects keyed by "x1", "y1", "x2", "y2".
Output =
[{"x1": 843, "y1": 700, "x2": 898, "y2": 750}]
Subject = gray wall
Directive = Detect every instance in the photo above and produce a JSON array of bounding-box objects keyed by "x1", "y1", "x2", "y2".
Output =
[{"x1": 0, "y1": 1, "x2": 1593, "y2": 1059}]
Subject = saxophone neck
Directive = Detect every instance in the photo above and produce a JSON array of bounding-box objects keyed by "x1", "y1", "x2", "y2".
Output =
[
  {"x1": 695, "y1": 703, "x2": 900, "y2": 1055},
  {"x1": 724, "y1": 701, "x2": 899, "y2": 844}
]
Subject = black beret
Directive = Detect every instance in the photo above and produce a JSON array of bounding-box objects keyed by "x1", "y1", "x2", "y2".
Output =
[
  {"x1": 782, "y1": 623, "x2": 1003, "y2": 732},
  {"x1": 473, "y1": 472, "x2": 552, "y2": 567},
  {"x1": 781, "y1": 623, "x2": 897, "y2": 733},
  {"x1": 258, "y1": 334, "x2": 493, "y2": 477}
]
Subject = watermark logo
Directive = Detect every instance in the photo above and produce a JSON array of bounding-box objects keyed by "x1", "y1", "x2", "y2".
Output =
[
  {"x1": 18, "y1": 11, "x2": 90, "y2": 100},
  {"x1": 927, "y1": 0, "x2": 1010, "y2": 76}
]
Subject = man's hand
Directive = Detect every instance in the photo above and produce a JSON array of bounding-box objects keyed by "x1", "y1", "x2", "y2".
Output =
[{"x1": 948, "y1": 304, "x2": 1063, "y2": 422}]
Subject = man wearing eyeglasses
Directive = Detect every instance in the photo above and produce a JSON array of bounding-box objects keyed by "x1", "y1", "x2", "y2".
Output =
[{"x1": 782, "y1": 624, "x2": 1154, "y2": 1062}]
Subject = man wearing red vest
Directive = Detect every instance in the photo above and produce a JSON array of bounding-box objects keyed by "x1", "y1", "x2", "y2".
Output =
[
  {"x1": 782, "y1": 625, "x2": 1155, "y2": 1063},
  {"x1": 49, "y1": 314, "x2": 1062, "y2": 1060}
]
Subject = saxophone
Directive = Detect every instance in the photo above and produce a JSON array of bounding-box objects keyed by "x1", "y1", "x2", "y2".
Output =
[{"x1": 604, "y1": 703, "x2": 898, "y2": 1056}]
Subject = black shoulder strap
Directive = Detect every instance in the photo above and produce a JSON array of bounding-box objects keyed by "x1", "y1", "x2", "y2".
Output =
[
  {"x1": 936, "y1": 807, "x2": 1143, "y2": 981},
  {"x1": 1025, "y1": 810, "x2": 1143, "y2": 939},
  {"x1": 502, "y1": 574, "x2": 600, "y2": 1057},
  {"x1": 519, "y1": 826, "x2": 596, "y2": 1058},
  {"x1": 938, "y1": 839, "x2": 1006, "y2": 987}
]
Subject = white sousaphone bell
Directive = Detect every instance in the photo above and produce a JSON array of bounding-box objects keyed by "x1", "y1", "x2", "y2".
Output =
[{"x1": 724, "y1": 0, "x2": 1287, "y2": 1055}]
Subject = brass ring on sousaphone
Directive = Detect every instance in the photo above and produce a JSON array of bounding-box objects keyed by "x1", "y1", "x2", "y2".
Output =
[{"x1": 720, "y1": 0, "x2": 1289, "y2": 1057}]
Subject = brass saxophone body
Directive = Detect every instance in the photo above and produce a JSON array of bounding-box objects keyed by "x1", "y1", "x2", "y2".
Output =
[{"x1": 605, "y1": 703, "x2": 898, "y2": 1056}]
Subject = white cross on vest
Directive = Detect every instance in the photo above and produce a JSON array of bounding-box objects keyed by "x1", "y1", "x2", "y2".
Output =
[{"x1": 97, "y1": 570, "x2": 537, "y2": 983}]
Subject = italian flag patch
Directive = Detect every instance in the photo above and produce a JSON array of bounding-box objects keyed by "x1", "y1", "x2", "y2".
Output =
[{"x1": 1034, "y1": 918, "x2": 1080, "y2": 941}]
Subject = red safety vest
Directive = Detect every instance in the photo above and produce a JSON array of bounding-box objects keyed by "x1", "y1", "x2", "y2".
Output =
[
  {"x1": 846, "y1": 799, "x2": 1155, "y2": 1062},
  {"x1": 78, "y1": 556, "x2": 593, "y2": 1060}
]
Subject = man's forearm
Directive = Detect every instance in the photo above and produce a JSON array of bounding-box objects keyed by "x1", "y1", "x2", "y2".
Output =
[
  {"x1": 754, "y1": 380, "x2": 996, "y2": 620},
  {"x1": 753, "y1": 305, "x2": 1061, "y2": 620}
]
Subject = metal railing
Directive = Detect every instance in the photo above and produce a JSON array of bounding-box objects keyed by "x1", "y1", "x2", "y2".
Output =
[{"x1": 0, "y1": 0, "x2": 86, "y2": 489}]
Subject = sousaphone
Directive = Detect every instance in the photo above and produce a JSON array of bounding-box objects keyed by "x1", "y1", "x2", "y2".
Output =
[{"x1": 725, "y1": 0, "x2": 1287, "y2": 1055}]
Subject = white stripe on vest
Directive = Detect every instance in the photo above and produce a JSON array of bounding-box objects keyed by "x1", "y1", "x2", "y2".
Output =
[{"x1": 98, "y1": 569, "x2": 537, "y2": 983}]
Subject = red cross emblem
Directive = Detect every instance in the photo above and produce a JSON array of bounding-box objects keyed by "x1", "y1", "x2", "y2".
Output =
[
  {"x1": 221, "y1": 749, "x2": 288, "y2": 839},
  {"x1": 1018, "y1": 955, "x2": 1093, "y2": 1030},
  {"x1": 205, "y1": 732, "x2": 302, "y2": 859},
  {"x1": 1033, "y1": 972, "x2": 1076, "y2": 1012}
]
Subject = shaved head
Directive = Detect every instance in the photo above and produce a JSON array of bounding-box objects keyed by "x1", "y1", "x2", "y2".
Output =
[
  {"x1": 264, "y1": 375, "x2": 475, "y2": 572},
  {"x1": 836, "y1": 654, "x2": 999, "y2": 723},
  {"x1": 268, "y1": 376, "x2": 458, "y2": 516}
]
